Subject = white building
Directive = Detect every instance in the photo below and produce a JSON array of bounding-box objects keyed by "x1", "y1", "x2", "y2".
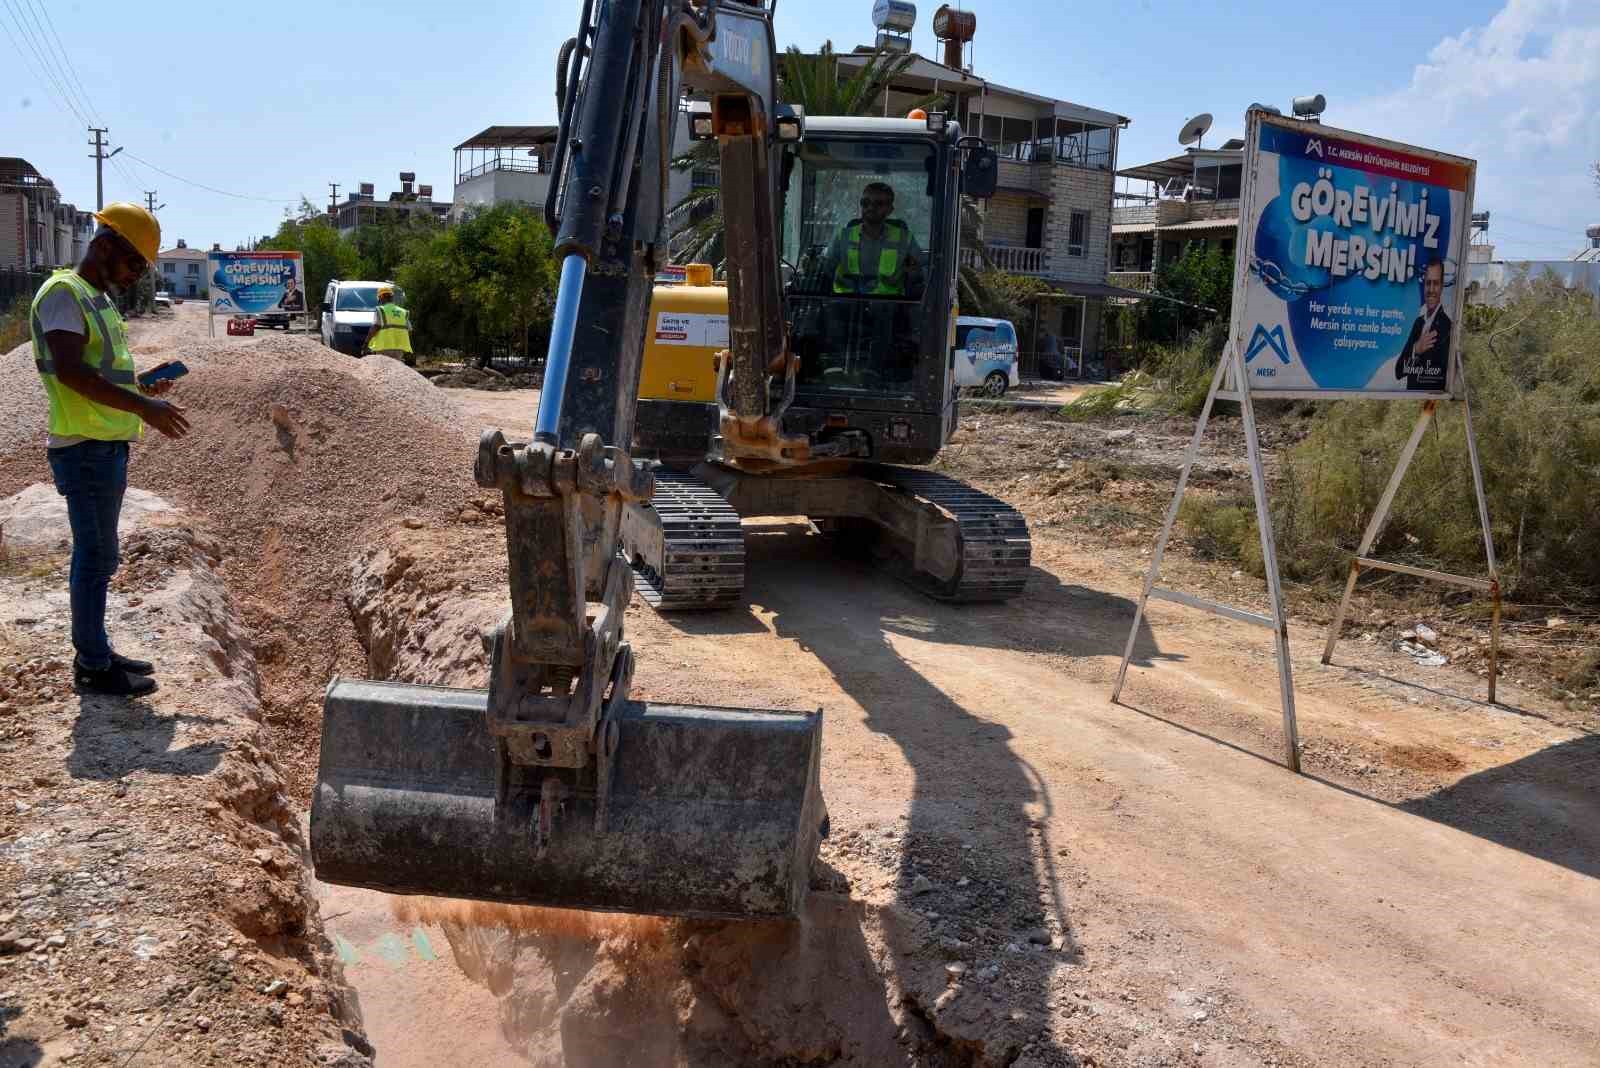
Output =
[
  {"x1": 157, "y1": 239, "x2": 210, "y2": 298},
  {"x1": 450, "y1": 123, "x2": 697, "y2": 224},
  {"x1": 1466, "y1": 226, "x2": 1600, "y2": 306}
]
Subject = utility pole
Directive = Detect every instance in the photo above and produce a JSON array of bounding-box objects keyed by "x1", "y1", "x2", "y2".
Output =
[
  {"x1": 144, "y1": 190, "x2": 158, "y2": 213},
  {"x1": 89, "y1": 127, "x2": 108, "y2": 211},
  {"x1": 328, "y1": 182, "x2": 340, "y2": 219},
  {"x1": 87, "y1": 127, "x2": 124, "y2": 211}
]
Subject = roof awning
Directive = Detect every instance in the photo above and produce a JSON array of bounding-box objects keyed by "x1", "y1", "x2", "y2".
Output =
[
  {"x1": 453, "y1": 125, "x2": 559, "y2": 150},
  {"x1": 1029, "y1": 281, "x2": 1157, "y2": 301},
  {"x1": 1157, "y1": 218, "x2": 1239, "y2": 233},
  {"x1": 1111, "y1": 217, "x2": 1238, "y2": 235}
]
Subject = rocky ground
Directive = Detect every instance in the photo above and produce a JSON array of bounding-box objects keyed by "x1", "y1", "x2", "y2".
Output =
[{"x1": 2, "y1": 304, "x2": 1595, "y2": 1067}]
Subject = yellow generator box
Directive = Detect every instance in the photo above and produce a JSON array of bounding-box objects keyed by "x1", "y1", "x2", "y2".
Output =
[{"x1": 639, "y1": 273, "x2": 728, "y2": 405}]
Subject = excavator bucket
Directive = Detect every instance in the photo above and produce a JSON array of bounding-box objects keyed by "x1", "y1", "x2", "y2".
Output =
[{"x1": 312, "y1": 680, "x2": 825, "y2": 920}]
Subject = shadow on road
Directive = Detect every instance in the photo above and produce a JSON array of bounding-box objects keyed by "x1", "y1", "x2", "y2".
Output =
[
  {"x1": 713, "y1": 522, "x2": 1172, "y2": 1057},
  {"x1": 68, "y1": 695, "x2": 227, "y2": 780},
  {"x1": 1399, "y1": 733, "x2": 1600, "y2": 879},
  {"x1": 0, "y1": 1000, "x2": 42, "y2": 1068}
]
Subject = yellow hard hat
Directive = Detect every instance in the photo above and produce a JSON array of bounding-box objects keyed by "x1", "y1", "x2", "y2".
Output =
[
  {"x1": 93, "y1": 202, "x2": 161, "y2": 265},
  {"x1": 377, "y1": 287, "x2": 394, "y2": 300}
]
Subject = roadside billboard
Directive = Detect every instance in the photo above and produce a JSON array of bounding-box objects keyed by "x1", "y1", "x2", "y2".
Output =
[
  {"x1": 206, "y1": 250, "x2": 307, "y2": 317},
  {"x1": 1234, "y1": 112, "x2": 1475, "y2": 397}
]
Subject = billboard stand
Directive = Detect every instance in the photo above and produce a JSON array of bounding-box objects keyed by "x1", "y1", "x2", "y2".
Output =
[
  {"x1": 1113, "y1": 108, "x2": 1493, "y2": 773},
  {"x1": 1111, "y1": 337, "x2": 1301, "y2": 772},
  {"x1": 1320, "y1": 349, "x2": 1501, "y2": 703}
]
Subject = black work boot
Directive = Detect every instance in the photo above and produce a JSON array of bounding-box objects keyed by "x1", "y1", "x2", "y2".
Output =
[
  {"x1": 111, "y1": 652, "x2": 155, "y2": 676},
  {"x1": 74, "y1": 658, "x2": 158, "y2": 697}
]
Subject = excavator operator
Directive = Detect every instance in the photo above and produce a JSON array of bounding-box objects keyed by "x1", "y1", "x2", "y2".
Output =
[{"x1": 823, "y1": 182, "x2": 925, "y2": 299}]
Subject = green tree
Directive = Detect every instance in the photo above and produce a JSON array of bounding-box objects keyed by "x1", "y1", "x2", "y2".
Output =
[
  {"x1": 259, "y1": 199, "x2": 358, "y2": 307},
  {"x1": 1139, "y1": 244, "x2": 1233, "y2": 343},
  {"x1": 351, "y1": 213, "x2": 443, "y2": 282},
  {"x1": 395, "y1": 203, "x2": 558, "y2": 362}
]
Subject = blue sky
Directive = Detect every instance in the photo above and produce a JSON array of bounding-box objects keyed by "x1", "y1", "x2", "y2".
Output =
[{"x1": 5, "y1": 0, "x2": 1595, "y2": 260}]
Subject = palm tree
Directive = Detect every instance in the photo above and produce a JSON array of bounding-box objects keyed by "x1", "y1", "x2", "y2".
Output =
[{"x1": 668, "y1": 41, "x2": 918, "y2": 267}]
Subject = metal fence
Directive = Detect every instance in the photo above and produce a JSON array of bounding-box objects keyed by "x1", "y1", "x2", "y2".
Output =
[{"x1": 0, "y1": 267, "x2": 50, "y2": 312}]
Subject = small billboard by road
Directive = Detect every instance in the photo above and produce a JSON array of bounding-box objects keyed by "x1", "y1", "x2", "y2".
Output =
[
  {"x1": 206, "y1": 250, "x2": 306, "y2": 317},
  {"x1": 1233, "y1": 112, "x2": 1475, "y2": 398}
]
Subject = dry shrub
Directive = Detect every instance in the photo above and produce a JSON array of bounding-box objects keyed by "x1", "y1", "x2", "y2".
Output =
[
  {"x1": 0, "y1": 298, "x2": 29, "y2": 356},
  {"x1": 1178, "y1": 281, "x2": 1600, "y2": 606}
]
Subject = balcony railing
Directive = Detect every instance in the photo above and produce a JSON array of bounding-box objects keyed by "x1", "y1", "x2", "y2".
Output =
[
  {"x1": 1108, "y1": 271, "x2": 1153, "y2": 292},
  {"x1": 964, "y1": 243, "x2": 1048, "y2": 276}
]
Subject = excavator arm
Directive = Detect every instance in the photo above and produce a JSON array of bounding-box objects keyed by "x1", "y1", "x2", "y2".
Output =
[{"x1": 310, "y1": 0, "x2": 825, "y2": 920}]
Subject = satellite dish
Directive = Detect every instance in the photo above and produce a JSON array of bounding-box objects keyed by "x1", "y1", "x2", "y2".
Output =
[{"x1": 1178, "y1": 112, "x2": 1213, "y2": 149}]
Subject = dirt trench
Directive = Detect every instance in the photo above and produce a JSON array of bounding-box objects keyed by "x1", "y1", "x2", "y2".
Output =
[
  {"x1": 0, "y1": 488, "x2": 371, "y2": 1067},
  {"x1": 340, "y1": 526, "x2": 1047, "y2": 1067}
]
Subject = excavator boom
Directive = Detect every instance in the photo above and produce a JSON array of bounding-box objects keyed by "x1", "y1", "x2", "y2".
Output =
[{"x1": 311, "y1": 0, "x2": 826, "y2": 920}]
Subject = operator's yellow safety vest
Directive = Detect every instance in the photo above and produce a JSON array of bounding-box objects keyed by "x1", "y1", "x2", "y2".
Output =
[
  {"x1": 369, "y1": 302, "x2": 412, "y2": 353},
  {"x1": 30, "y1": 269, "x2": 144, "y2": 442},
  {"x1": 833, "y1": 220, "x2": 913, "y2": 296}
]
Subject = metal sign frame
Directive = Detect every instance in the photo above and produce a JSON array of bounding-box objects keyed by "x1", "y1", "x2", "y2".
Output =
[{"x1": 1111, "y1": 111, "x2": 1498, "y2": 773}]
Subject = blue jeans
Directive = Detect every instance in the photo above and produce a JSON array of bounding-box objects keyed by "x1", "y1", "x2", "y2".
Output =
[{"x1": 47, "y1": 440, "x2": 128, "y2": 671}]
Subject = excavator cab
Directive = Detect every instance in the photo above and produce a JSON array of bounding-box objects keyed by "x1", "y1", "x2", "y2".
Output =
[{"x1": 783, "y1": 130, "x2": 944, "y2": 405}]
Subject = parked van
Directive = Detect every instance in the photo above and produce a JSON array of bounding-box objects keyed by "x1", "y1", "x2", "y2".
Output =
[
  {"x1": 320, "y1": 280, "x2": 404, "y2": 356},
  {"x1": 952, "y1": 316, "x2": 1020, "y2": 395}
]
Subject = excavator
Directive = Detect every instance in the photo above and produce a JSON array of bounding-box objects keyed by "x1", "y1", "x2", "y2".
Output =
[
  {"x1": 309, "y1": 0, "x2": 1005, "y2": 920},
  {"x1": 624, "y1": 67, "x2": 1031, "y2": 611}
]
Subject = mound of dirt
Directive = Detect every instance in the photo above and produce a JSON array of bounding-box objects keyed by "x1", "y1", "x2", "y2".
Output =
[{"x1": 0, "y1": 331, "x2": 482, "y2": 796}]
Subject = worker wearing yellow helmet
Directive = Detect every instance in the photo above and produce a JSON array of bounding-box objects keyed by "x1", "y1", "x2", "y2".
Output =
[
  {"x1": 364, "y1": 285, "x2": 413, "y2": 365},
  {"x1": 29, "y1": 201, "x2": 193, "y2": 697}
]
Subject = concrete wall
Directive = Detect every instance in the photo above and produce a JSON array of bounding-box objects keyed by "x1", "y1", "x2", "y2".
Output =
[
  {"x1": 1043, "y1": 165, "x2": 1113, "y2": 286},
  {"x1": 984, "y1": 193, "x2": 1033, "y2": 247}
]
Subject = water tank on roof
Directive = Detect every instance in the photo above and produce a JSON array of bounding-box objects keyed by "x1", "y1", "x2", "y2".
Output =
[
  {"x1": 932, "y1": 5, "x2": 976, "y2": 41},
  {"x1": 872, "y1": 0, "x2": 917, "y2": 33},
  {"x1": 1585, "y1": 223, "x2": 1600, "y2": 244}
]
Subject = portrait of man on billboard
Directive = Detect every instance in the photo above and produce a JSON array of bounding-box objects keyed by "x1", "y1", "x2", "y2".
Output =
[
  {"x1": 1394, "y1": 258, "x2": 1451, "y2": 391},
  {"x1": 277, "y1": 266, "x2": 305, "y2": 312}
]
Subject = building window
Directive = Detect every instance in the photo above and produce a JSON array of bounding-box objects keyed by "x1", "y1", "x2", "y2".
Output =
[
  {"x1": 1221, "y1": 237, "x2": 1235, "y2": 257},
  {"x1": 162, "y1": 262, "x2": 175, "y2": 274},
  {"x1": 186, "y1": 263, "x2": 199, "y2": 276},
  {"x1": 1068, "y1": 211, "x2": 1088, "y2": 257}
]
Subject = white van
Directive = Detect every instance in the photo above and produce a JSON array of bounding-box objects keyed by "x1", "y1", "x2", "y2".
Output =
[
  {"x1": 953, "y1": 316, "x2": 1020, "y2": 396},
  {"x1": 320, "y1": 280, "x2": 404, "y2": 356}
]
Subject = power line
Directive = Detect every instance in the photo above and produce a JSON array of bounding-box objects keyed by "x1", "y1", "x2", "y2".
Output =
[
  {"x1": 26, "y1": 0, "x2": 101, "y2": 124},
  {"x1": 0, "y1": 0, "x2": 86, "y2": 124},
  {"x1": 120, "y1": 150, "x2": 298, "y2": 204},
  {"x1": 1494, "y1": 212, "x2": 1586, "y2": 236},
  {"x1": 14, "y1": 0, "x2": 95, "y2": 124}
]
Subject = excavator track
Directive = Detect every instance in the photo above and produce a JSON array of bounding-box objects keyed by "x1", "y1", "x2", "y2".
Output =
[
  {"x1": 875, "y1": 467, "x2": 1032, "y2": 602},
  {"x1": 625, "y1": 470, "x2": 745, "y2": 610}
]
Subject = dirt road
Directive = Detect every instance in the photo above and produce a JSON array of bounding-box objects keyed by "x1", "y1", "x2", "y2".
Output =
[{"x1": 444, "y1": 387, "x2": 1600, "y2": 1064}]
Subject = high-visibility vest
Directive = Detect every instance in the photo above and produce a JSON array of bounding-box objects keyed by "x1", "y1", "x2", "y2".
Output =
[
  {"x1": 833, "y1": 220, "x2": 913, "y2": 296},
  {"x1": 30, "y1": 270, "x2": 144, "y2": 442},
  {"x1": 368, "y1": 303, "x2": 412, "y2": 353}
]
